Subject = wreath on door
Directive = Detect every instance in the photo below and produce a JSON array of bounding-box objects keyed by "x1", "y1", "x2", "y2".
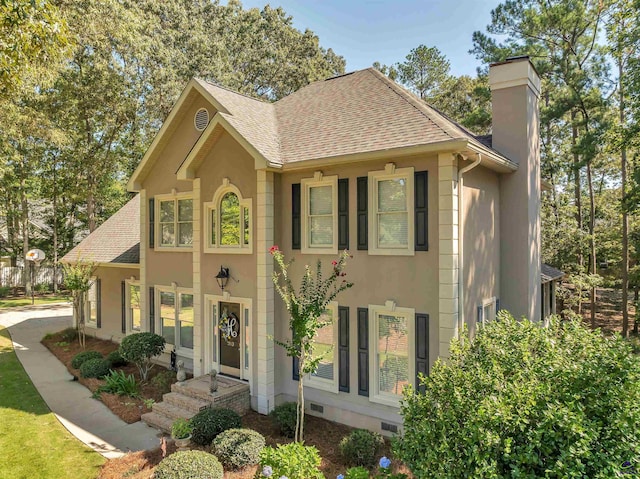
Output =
[{"x1": 219, "y1": 309, "x2": 239, "y2": 346}]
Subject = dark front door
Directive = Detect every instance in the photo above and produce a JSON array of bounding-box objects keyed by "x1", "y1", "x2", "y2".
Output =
[{"x1": 218, "y1": 302, "x2": 241, "y2": 377}]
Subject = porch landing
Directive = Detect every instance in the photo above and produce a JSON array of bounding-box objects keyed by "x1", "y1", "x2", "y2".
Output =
[{"x1": 141, "y1": 375, "x2": 251, "y2": 434}]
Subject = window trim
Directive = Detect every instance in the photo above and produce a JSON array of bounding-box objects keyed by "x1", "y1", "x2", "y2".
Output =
[
  {"x1": 204, "y1": 179, "x2": 252, "y2": 254},
  {"x1": 368, "y1": 302, "x2": 415, "y2": 407},
  {"x1": 368, "y1": 164, "x2": 415, "y2": 256},
  {"x1": 155, "y1": 284, "x2": 194, "y2": 358},
  {"x1": 480, "y1": 296, "x2": 497, "y2": 325},
  {"x1": 154, "y1": 191, "x2": 194, "y2": 251},
  {"x1": 301, "y1": 173, "x2": 338, "y2": 255},
  {"x1": 305, "y1": 301, "x2": 339, "y2": 393},
  {"x1": 85, "y1": 276, "x2": 98, "y2": 327},
  {"x1": 125, "y1": 279, "x2": 141, "y2": 334}
]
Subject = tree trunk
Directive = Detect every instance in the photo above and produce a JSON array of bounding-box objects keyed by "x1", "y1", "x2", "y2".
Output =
[
  {"x1": 620, "y1": 60, "x2": 630, "y2": 337},
  {"x1": 586, "y1": 161, "x2": 597, "y2": 329},
  {"x1": 52, "y1": 161, "x2": 58, "y2": 293},
  {"x1": 87, "y1": 185, "x2": 96, "y2": 233},
  {"x1": 571, "y1": 112, "x2": 583, "y2": 270},
  {"x1": 296, "y1": 353, "x2": 305, "y2": 443},
  {"x1": 20, "y1": 171, "x2": 30, "y2": 296}
]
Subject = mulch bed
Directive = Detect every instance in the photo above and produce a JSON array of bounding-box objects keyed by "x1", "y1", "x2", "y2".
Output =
[{"x1": 41, "y1": 329, "x2": 180, "y2": 424}]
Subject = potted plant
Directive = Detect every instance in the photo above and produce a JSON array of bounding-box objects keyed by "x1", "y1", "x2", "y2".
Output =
[{"x1": 171, "y1": 418, "x2": 192, "y2": 451}]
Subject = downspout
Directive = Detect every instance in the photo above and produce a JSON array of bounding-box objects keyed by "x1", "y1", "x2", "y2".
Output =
[{"x1": 457, "y1": 153, "x2": 482, "y2": 335}]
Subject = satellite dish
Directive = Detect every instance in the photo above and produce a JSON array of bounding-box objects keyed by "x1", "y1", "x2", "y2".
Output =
[{"x1": 26, "y1": 249, "x2": 46, "y2": 264}]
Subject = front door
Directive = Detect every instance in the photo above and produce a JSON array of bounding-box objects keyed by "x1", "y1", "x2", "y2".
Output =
[{"x1": 218, "y1": 302, "x2": 241, "y2": 377}]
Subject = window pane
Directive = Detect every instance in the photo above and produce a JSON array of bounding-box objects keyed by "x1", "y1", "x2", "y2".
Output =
[
  {"x1": 210, "y1": 209, "x2": 216, "y2": 245},
  {"x1": 378, "y1": 212, "x2": 408, "y2": 247},
  {"x1": 178, "y1": 222, "x2": 193, "y2": 246},
  {"x1": 179, "y1": 293, "x2": 194, "y2": 349},
  {"x1": 310, "y1": 216, "x2": 333, "y2": 246},
  {"x1": 378, "y1": 314, "x2": 409, "y2": 396},
  {"x1": 161, "y1": 223, "x2": 175, "y2": 245},
  {"x1": 309, "y1": 185, "x2": 332, "y2": 215},
  {"x1": 378, "y1": 179, "x2": 407, "y2": 212},
  {"x1": 130, "y1": 285, "x2": 141, "y2": 331},
  {"x1": 243, "y1": 207, "x2": 250, "y2": 246},
  {"x1": 220, "y1": 192, "x2": 240, "y2": 245},
  {"x1": 178, "y1": 199, "x2": 192, "y2": 221},
  {"x1": 160, "y1": 291, "x2": 176, "y2": 345},
  {"x1": 160, "y1": 200, "x2": 174, "y2": 222},
  {"x1": 312, "y1": 318, "x2": 334, "y2": 381}
]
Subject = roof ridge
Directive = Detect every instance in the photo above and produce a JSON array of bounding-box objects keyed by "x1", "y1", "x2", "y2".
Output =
[{"x1": 196, "y1": 78, "x2": 272, "y2": 105}]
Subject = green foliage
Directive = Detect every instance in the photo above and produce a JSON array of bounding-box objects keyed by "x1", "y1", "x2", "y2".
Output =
[
  {"x1": 394, "y1": 313, "x2": 640, "y2": 478},
  {"x1": 119, "y1": 332, "x2": 165, "y2": 381},
  {"x1": 259, "y1": 442, "x2": 324, "y2": 479},
  {"x1": 71, "y1": 350, "x2": 103, "y2": 369},
  {"x1": 188, "y1": 407, "x2": 241, "y2": 446},
  {"x1": 395, "y1": 45, "x2": 450, "y2": 102},
  {"x1": 105, "y1": 350, "x2": 127, "y2": 367},
  {"x1": 211, "y1": 428, "x2": 265, "y2": 469},
  {"x1": 150, "y1": 370, "x2": 176, "y2": 394},
  {"x1": 0, "y1": 286, "x2": 11, "y2": 298},
  {"x1": 60, "y1": 328, "x2": 78, "y2": 342},
  {"x1": 339, "y1": 429, "x2": 384, "y2": 468},
  {"x1": 153, "y1": 450, "x2": 222, "y2": 479},
  {"x1": 342, "y1": 460, "x2": 408, "y2": 479},
  {"x1": 96, "y1": 370, "x2": 139, "y2": 398},
  {"x1": 34, "y1": 283, "x2": 51, "y2": 294},
  {"x1": 170, "y1": 418, "x2": 192, "y2": 440},
  {"x1": 79, "y1": 358, "x2": 111, "y2": 379},
  {"x1": 269, "y1": 402, "x2": 297, "y2": 438}
]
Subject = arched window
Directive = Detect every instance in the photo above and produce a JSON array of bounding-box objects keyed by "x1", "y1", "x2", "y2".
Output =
[{"x1": 205, "y1": 179, "x2": 252, "y2": 253}]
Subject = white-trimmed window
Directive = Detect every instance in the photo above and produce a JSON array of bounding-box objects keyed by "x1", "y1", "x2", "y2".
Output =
[
  {"x1": 369, "y1": 302, "x2": 415, "y2": 407},
  {"x1": 368, "y1": 164, "x2": 414, "y2": 255},
  {"x1": 479, "y1": 297, "x2": 497, "y2": 325},
  {"x1": 302, "y1": 172, "x2": 338, "y2": 254},
  {"x1": 85, "y1": 277, "x2": 98, "y2": 327},
  {"x1": 204, "y1": 179, "x2": 252, "y2": 254},
  {"x1": 156, "y1": 192, "x2": 193, "y2": 249},
  {"x1": 306, "y1": 302, "x2": 339, "y2": 393},
  {"x1": 156, "y1": 285, "x2": 194, "y2": 355},
  {"x1": 126, "y1": 280, "x2": 141, "y2": 333}
]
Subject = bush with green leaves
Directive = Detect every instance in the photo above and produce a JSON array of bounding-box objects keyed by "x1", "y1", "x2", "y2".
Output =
[
  {"x1": 119, "y1": 332, "x2": 165, "y2": 381},
  {"x1": 212, "y1": 427, "x2": 264, "y2": 469},
  {"x1": 259, "y1": 442, "x2": 324, "y2": 479},
  {"x1": 79, "y1": 357, "x2": 111, "y2": 379},
  {"x1": 106, "y1": 350, "x2": 127, "y2": 367},
  {"x1": 60, "y1": 327, "x2": 78, "y2": 342},
  {"x1": 339, "y1": 429, "x2": 384, "y2": 467},
  {"x1": 171, "y1": 418, "x2": 192, "y2": 440},
  {"x1": 71, "y1": 350, "x2": 103, "y2": 369},
  {"x1": 153, "y1": 450, "x2": 222, "y2": 479},
  {"x1": 96, "y1": 369, "x2": 139, "y2": 397},
  {"x1": 394, "y1": 313, "x2": 640, "y2": 478},
  {"x1": 189, "y1": 407, "x2": 241, "y2": 446},
  {"x1": 0, "y1": 286, "x2": 12, "y2": 298},
  {"x1": 151, "y1": 369, "x2": 176, "y2": 394},
  {"x1": 269, "y1": 401, "x2": 297, "y2": 438}
]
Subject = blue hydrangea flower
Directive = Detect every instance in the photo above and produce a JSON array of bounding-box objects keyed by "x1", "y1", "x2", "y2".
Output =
[
  {"x1": 379, "y1": 456, "x2": 391, "y2": 469},
  {"x1": 337, "y1": 475, "x2": 345, "y2": 479},
  {"x1": 262, "y1": 465, "x2": 273, "y2": 477},
  {"x1": 279, "y1": 476, "x2": 288, "y2": 479}
]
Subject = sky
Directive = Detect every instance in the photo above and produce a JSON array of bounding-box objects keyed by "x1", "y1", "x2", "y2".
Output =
[{"x1": 229, "y1": 0, "x2": 503, "y2": 77}]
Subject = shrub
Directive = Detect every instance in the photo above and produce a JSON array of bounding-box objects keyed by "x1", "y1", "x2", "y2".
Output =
[
  {"x1": 394, "y1": 314, "x2": 640, "y2": 478},
  {"x1": 35, "y1": 283, "x2": 50, "y2": 294},
  {"x1": 151, "y1": 369, "x2": 176, "y2": 394},
  {"x1": 0, "y1": 286, "x2": 11, "y2": 298},
  {"x1": 71, "y1": 350, "x2": 103, "y2": 369},
  {"x1": 339, "y1": 429, "x2": 384, "y2": 467},
  {"x1": 106, "y1": 350, "x2": 127, "y2": 367},
  {"x1": 119, "y1": 332, "x2": 165, "y2": 381},
  {"x1": 259, "y1": 442, "x2": 324, "y2": 479},
  {"x1": 189, "y1": 407, "x2": 241, "y2": 446},
  {"x1": 212, "y1": 428, "x2": 265, "y2": 469},
  {"x1": 269, "y1": 401, "x2": 297, "y2": 438},
  {"x1": 79, "y1": 357, "x2": 111, "y2": 379},
  {"x1": 60, "y1": 327, "x2": 78, "y2": 342},
  {"x1": 96, "y1": 369, "x2": 139, "y2": 397},
  {"x1": 153, "y1": 450, "x2": 222, "y2": 479}
]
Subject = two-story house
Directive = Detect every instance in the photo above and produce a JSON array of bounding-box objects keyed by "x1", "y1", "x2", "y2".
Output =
[{"x1": 63, "y1": 56, "x2": 553, "y2": 433}]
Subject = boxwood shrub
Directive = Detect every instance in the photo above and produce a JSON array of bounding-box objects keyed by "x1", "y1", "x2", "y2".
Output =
[
  {"x1": 79, "y1": 357, "x2": 111, "y2": 379},
  {"x1": 189, "y1": 407, "x2": 241, "y2": 446},
  {"x1": 153, "y1": 450, "x2": 222, "y2": 479},
  {"x1": 269, "y1": 401, "x2": 297, "y2": 438},
  {"x1": 394, "y1": 313, "x2": 640, "y2": 478},
  {"x1": 212, "y1": 427, "x2": 265, "y2": 469},
  {"x1": 71, "y1": 350, "x2": 103, "y2": 369},
  {"x1": 106, "y1": 350, "x2": 127, "y2": 367},
  {"x1": 339, "y1": 429, "x2": 384, "y2": 467}
]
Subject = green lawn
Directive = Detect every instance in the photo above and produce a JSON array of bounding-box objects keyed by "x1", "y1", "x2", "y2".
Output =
[
  {"x1": 0, "y1": 295, "x2": 69, "y2": 309},
  {"x1": 0, "y1": 326, "x2": 104, "y2": 479}
]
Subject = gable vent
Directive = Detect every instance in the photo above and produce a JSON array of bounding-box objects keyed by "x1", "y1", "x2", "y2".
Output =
[{"x1": 194, "y1": 108, "x2": 209, "y2": 131}]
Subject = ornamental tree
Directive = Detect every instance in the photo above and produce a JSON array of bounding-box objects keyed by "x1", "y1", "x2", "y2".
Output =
[
  {"x1": 119, "y1": 332, "x2": 166, "y2": 381},
  {"x1": 270, "y1": 246, "x2": 353, "y2": 442},
  {"x1": 63, "y1": 260, "x2": 96, "y2": 349}
]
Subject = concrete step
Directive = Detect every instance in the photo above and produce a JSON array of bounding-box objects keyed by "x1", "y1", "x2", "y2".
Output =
[
  {"x1": 152, "y1": 401, "x2": 198, "y2": 422},
  {"x1": 141, "y1": 412, "x2": 173, "y2": 434},
  {"x1": 163, "y1": 392, "x2": 211, "y2": 413}
]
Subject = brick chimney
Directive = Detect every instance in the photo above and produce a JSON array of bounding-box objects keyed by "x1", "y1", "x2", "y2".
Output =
[{"x1": 489, "y1": 56, "x2": 541, "y2": 321}]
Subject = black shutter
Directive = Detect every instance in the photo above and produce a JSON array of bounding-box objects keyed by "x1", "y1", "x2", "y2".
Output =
[
  {"x1": 149, "y1": 198, "x2": 155, "y2": 248},
  {"x1": 357, "y1": 307, "x2": 369, "y2": 396},
  {"x1": 477, "y1": 305, "x2": 483, "y2": 323},
  {"x1": 292, "y1": 183, "x2": 301, "y2": 250},
  {"x1": 357, "y1": 177, "x2": 368, "y2": 250},
  {"x1": 121, "y1": 281, "x2": 127, "y2": 334},
  {"x1": 292, "y1": 356, "x2": 300, "y2": 381},
  {"x1": 496, "y1": 298, "x2": 500, "y2": 317},
  {"x1": 149, "y1": 287, "x2": 155, "y2": 334},
  {"x1": 415, "y1": 313, "x2": 429, "y2": 394},
  {"x1": 338, "y1": 306, "x2": 350, "y2": 393},
  {"x1": 414, "y1": 171, "x2": 428, "y2": 251},
  {"x1": 96, "y1": 279, "x2": 102, "y2": 328},
  {"x1": 338, "y1": 179, "x2": 349, "y2": 251}
]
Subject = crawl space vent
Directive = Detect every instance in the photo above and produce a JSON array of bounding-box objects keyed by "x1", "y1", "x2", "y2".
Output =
[{"x1": 194, "y1": 108, "x2": 209, "y2": 131}]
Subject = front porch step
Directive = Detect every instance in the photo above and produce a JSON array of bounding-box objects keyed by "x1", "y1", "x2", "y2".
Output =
[
  {"x1": 163, "y1": 392, "x2": 211, "y2": 413},
  {"x1": 141, "y1": 411, "x2": 174, "y2": 434},
  {"x1": 152, "y1": 401, "x2": 199, "y2": 422}
]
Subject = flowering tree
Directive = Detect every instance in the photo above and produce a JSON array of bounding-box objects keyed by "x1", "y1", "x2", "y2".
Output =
[
  {"x1": 63, "y1": 260, "x2": 96, "y2": 349},
  {"x1": 270, "y1": 246, "x2": 353, "y2": 442}
]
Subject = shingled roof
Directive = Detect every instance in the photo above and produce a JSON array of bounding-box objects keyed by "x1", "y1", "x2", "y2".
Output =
[
  {"x1": 62, "y1": 195, "x2": 140, "y2": 265},
  {"x1": 541, "y1": 263, "x2": 565, "y2": 283}
]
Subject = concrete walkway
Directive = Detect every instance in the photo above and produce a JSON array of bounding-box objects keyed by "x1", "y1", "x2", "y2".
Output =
[{"x1": 0, "y1": 306, "x2": 161, "y2": 459}]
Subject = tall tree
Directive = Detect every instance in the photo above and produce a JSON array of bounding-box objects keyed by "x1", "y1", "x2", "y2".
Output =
[{"x1": 396, "y1": 45, "x2": 451, "y2": 101}]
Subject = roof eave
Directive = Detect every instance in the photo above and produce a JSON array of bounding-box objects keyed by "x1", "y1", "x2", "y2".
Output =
[{"x1": 465, "y1": 143, "x2": 518, "y2": 173}]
